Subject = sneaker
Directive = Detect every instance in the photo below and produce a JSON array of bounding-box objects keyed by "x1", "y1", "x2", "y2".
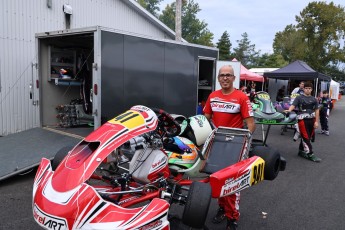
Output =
[
  {"x1": 212, "y1": 207, "x2": 226, "y2": 224},
  {"x1": 226, "y1": 219, "x2": 238, "y2": 230},
  {"x1": 319, "y1": 130, "x2": 325, "y2": 134},
  {"x1": 307, "y1": 153, "x2": 321, "y2": 162},
  {"x1": 324, "y1": 131, "x2": 329, "y2": 136}
]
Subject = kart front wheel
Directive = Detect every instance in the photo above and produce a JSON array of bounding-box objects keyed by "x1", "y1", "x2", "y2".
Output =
[
  {"x1": 52, "y1": 146, "x2": 73, "y2": 170},
  {"x1": 182, "y1": 182, "x2": 211, "y2": 229},
  {"x1": 250, "y1": 146, "x2": 281, "y2": 181}
]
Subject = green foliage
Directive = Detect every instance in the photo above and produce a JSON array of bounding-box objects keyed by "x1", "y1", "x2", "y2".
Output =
[
  {"x1": 273, "y1": 1, "x2": 345, "y2": 75},
  {"x1": 136, "y1": 0, "x2": 163, "y2": 17},
  {"x1": 296, "y1": 2, "x2": 345, "y2": 72},
  {"x1": 159, "y1": 0, "x2": 214, "y2": 46},
  {"x1": 217, "y1": 31, "x2": 232, "y2": 60},
  {"x1": 233, "y1": 32, "x2": 260, "y2": 68},
  {"x1": 273, "y1": 24, "x2": 306, "y2": 61},
  {"x1": 256, "y1": 53, "x2": 289, "y2": 68}
]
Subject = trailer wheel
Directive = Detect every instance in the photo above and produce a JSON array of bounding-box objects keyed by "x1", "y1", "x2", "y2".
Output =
[
  {"x1": 52, "y1": 146, "x2": 73, "y2": 170},
  {"x1": 250, "y1": 146, "x2": 281, "y2": 181},
  {"x1": 182, "y1": 182, "x2": 211, "y2": 229}
]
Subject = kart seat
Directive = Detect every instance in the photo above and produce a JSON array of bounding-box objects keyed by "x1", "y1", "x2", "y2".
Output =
[{"x1": 200, "y1": 128, "x2": 248, "y2": 174}]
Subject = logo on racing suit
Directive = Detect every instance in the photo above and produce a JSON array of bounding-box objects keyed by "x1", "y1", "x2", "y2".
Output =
[{"x1": 33, "y1": 205, "x2": 67, "y2": 230}]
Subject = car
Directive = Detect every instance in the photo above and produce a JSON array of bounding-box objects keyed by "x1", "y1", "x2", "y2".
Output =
[{"x1": 32, "y1": 105, "x2": 285, "y2": 230}]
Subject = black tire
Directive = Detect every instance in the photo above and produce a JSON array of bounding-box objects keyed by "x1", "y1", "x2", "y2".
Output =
[
  {"x1": 182, "y1": 182, "x2": 211, "y2": 229},
  {"x1": 52, "y1": 146, "x2": 73, "y2": 170},
  {"x1": 250, "y1": 146, "x2": 281, "y2": 181}
]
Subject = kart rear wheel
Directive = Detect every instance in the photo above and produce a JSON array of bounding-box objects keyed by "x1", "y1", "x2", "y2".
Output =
[
  {"x1": 250, "y1": 146, "x2": 281, "y2": 181},
  {"x1": 182, "y1": 182, "x2": 211, "y2": 229},
  {"x1": 52, "y1": 146, "x2": 73, "y2": 170}
]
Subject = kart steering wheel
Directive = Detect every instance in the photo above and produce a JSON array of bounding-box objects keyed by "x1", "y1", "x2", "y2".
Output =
[{"x1": 152, "y1": 108, "x2": 181, "y2": 137}]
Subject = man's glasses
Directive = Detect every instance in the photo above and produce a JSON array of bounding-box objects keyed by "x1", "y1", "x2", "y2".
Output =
[{"x1": 219, "y1": 73, "x2": 234, "y2": 78}]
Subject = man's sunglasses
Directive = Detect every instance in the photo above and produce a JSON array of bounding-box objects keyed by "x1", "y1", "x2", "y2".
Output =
[{"x1": 219, "y1": 73, "x2": 234, "y2": 78}]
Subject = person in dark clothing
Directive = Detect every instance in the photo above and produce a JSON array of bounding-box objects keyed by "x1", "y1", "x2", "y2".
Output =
[
  {"x1": 276, "y1": 85, "x2": 286, "y2": 102},
  {"x1": 284, "y1": 82, "x2": 321, "y2": 162},
  {"x1": 319, "y1": 90, "x2": 331, "y2": 135}
]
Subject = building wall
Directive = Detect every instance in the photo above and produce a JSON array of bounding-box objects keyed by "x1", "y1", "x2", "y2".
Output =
[{"x1": 0, "y1": 0, "x2": 174, "y2": 135}]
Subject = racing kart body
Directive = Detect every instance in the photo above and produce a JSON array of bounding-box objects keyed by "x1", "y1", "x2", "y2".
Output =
[
  {"x1": 32, "y1": 105, "x2": 285, "y2": 230},
  {"x1": 252, "y1": 91, "x2": 296, "y2": 125}
]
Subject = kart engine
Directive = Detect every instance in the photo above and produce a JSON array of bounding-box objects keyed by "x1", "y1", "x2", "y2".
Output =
[{"x1": 128, "y1": 135, "x2": 170, "y2": 184}]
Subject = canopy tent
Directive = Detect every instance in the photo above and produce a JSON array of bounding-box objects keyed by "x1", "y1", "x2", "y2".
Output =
[
  {"x1": 263, "y1": 60, "x2": 332, "y2": 96},
  {"x1": 263, "y1": 60, "x2": 331, "y2": 81},
  {"x1": 232, "y1": 58, "x2": 264, "y2": 82}
]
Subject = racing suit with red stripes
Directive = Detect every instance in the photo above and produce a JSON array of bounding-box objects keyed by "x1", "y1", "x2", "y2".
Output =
[
  {"x1": 292, "y1": 95, "x2": 319, "y2": 154},
  {"x1": 203, "y1": 89, "x2": 253, "y2": 221}
]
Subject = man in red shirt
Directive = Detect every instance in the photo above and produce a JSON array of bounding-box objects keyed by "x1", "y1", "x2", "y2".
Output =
[{"x1": 204, "y1": 65, "x2": 256, "y2": 230}]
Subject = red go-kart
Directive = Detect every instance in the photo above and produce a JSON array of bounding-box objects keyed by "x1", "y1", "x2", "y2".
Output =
[{"x1": 32, "y1": 105, "x2": 285, "y2": 230}]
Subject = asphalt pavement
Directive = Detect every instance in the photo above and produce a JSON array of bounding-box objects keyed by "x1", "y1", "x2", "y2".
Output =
[{"x1": 1, "y1": 98, "x2": 345, "y2": 230}]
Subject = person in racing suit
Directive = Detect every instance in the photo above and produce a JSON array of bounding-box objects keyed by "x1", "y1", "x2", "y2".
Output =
[
  {"x1": 285, "y1": 82, "x2": 320, "y2": 162},
  {"x1": 318, "y1": 90, "x2": 331, "y2": 135},
  {"x1": 203, "y1": 65, "x2": 256, "y2": 230}
]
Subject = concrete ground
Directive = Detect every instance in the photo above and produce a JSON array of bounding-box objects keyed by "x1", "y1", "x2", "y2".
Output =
[{"x1": 1, "y1": 98, "x2": 344, "y2": 230}]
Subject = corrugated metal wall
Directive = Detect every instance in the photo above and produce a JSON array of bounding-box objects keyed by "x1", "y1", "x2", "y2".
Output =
[{"x1": 0, "y1": 0, "x2": 174, "y2": 136}]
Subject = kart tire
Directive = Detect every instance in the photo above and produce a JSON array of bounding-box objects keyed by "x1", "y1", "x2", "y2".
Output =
[
  {"x1": 250, "y1": 146, "x2": 280, "y2": 181},
  {"x1": 52, "y1": 146, "x2": 73, "y2": 170},
  {"x1": 182, "y1": 182, "x2": 211, "y2": 229}
]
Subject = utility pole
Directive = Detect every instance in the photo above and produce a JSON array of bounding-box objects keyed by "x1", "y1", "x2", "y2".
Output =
[{"x1": 175, "y1": 0, "x2": 182, "y2": 41}]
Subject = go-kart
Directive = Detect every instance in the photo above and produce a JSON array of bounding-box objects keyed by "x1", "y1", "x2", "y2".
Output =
[
  {"x1": 252, "y1": 91, "x2": 296, "y2": 125},
  {"x1": 32, "y1": 105, "x2": 285, "y2": 230},
  {"x1": 251, "y1": 91, "x2": 298, "y2": 141}
]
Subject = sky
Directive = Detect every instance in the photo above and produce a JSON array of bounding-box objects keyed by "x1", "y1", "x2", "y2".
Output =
[{"x1": 158, "y1": 0, "x2": 344, "y2": 54}]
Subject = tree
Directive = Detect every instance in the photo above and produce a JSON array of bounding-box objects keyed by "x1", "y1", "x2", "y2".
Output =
[
  {"x1": 233, "y1": 32, "x2": 260, "y2": 68},
  {"x1": 273, "y1": 2, "x2": 345, "y2": 76},
  {"x1": 296, "y1": 1, "x2": 345, "y2": 74},
  {"x1": 255, "y1": 53, "x2": 288, "y2": 68},
  {"x1": 159, "y1": 0, "x2": 214, "y2": 46},
  {"x1": 273, "y1": 24, "x2": 306, "y2": 62},
  {"x1": 217, "y1": 31, "x2": 232, "y2": 60},
  {"x1": 136, "y1": 0, "x2": 163, "y2": 17}
]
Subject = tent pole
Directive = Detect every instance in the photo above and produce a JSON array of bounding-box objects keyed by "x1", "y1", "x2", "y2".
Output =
[{"x1": 315, "y1": 78, "x2": 319, "y2": 97}]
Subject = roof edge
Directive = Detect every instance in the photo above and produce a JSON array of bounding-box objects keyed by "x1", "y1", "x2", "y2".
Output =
[{"x1": 124, "y1": 0, "x2": 187, "y2": 42}]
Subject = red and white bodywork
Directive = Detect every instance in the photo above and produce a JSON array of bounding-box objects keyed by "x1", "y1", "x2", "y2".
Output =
[{"x1": 32, "y1": 105, "x2": 280, "y2": 230}]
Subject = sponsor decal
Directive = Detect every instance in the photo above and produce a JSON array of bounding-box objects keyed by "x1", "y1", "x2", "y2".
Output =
[
  {"x1": 33, "y1": 205, "x2": 67, "y2": 230},
  {"x1": 132, "y1": 105, "x2": 151, "y2": 112},
  {"x1": 250, "y1": 159, "x2": 265, "y2": 185},
  {"x1": 139, "y1": 220, "x2": 162, "y2": 230},
  {"x1": 221, "y1": 171, "x2": 251, "y2": 196},
  {"x1": 257, "y1": 93, "x2": 270, "y2": 100},
  {"x1": 118, "y1": 196, "x2": 139, "y2": 205},
  {"x1": 211, "y1": 102, "x2": 236, "y2": 110},
  {"x1": 262, "y1": 119, "x2": 277, "y2": 124},
  {"x1": 193, "y1": 116, "x2": 204, "y2": 127},
  {"x1": 151, "y1": 156, "x2": 167, "y2": 170}
]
